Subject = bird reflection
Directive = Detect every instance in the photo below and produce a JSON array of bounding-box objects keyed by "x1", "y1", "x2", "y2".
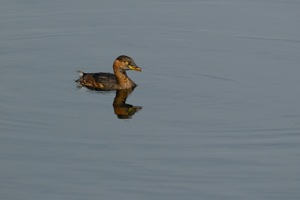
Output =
[
  {"x1": 113, "y1": 89, "x2": 142, "y2": 119},
  {"x1": 76, "y1": 84, "x2": 142, "y2": 119}
]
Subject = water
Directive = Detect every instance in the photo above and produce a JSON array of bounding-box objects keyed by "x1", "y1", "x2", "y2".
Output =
[{"x1": 1, "y1": 0, "x2": 300, "y2": 199}]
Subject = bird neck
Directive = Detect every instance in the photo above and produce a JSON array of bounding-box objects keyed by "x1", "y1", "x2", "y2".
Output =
[{"x1": 113, "y1": 68, "x2": 135, "y2": 89}]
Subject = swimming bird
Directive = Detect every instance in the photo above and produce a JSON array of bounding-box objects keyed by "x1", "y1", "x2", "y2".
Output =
[{"x1": 76, "y1": 55, "x2": 142, "y2": 90}]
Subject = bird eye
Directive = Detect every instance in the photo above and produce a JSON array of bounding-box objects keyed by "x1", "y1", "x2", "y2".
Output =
[{"x1": 125, "y1": 61, "x2": 129, "y2": 65}]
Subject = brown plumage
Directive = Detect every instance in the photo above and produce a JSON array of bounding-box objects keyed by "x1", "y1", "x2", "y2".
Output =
[{"x1": 76, "y1": 55, "x2": 142, "y2": 90}]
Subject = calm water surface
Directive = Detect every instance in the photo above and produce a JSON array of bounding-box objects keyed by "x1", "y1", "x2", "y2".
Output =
[{"x1": 1, "y1": 0, "x2": 300, "y2": 199}]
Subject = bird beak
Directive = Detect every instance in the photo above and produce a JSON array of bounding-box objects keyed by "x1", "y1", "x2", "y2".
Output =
[{"x1": 128, "y1": 65, "x2": 142, "y2": 72}]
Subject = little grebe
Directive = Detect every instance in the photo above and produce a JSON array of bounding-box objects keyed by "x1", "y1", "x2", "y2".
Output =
[{"x1": 76, "y1": 55, "x2": 142, "y2": 90}]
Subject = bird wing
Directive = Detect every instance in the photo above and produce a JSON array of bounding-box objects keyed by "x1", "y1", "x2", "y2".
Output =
[{"x1": 92, "y1": 73, "x2": 117, "y2": 85}]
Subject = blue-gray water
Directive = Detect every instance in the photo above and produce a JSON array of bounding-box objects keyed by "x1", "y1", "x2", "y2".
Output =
[{"x1": 1, "y1": 0, "x2": 300, "y2": 199}]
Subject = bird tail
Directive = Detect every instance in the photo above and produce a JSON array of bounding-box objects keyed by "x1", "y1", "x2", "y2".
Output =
[
  {"x1": 77, "y1": 70, "x2": 85, "y2": 77},
  {"x1": 75, "y1": 70, "x2": 85, "y2": 83}
]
